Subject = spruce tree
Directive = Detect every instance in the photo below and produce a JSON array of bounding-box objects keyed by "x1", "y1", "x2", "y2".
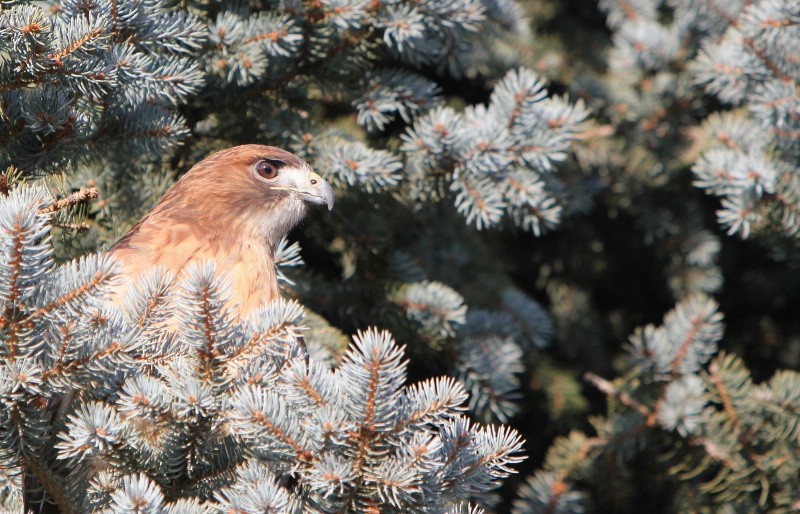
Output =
[{"x1": 2, "y1": 0, "x2": 800, "y2": 513}]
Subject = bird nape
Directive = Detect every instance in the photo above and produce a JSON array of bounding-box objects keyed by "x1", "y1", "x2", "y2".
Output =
[{"x1": 107, "y1": 144, "x2": 334, "y2": 318}]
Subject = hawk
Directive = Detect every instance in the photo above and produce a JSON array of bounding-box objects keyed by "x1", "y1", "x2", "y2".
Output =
[{"x1": 108, "y1": 144, "x2": 334, "y2": 317}]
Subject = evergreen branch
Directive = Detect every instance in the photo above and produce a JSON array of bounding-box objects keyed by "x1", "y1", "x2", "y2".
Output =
[
  {"x1": 243, "y1": 30, "x2": 289, "y2": 44},
  {"x1": 399, "y1": 378, "x2": 466, "y2": 428},
  {"x1": 133, "y1": 293, "x2": 169, "y2": 331},
  {"x1": 50, "y1": 320, "x2": 76, "y2": 378},
  {"x1": 0, "y1": 67, "x2": 103, "y2": 92},
  {"x1": 40, "y1": 340, "x2": 120, "y2": 380},
  {"x1": 438, "y1": 425, "x2": 475, "y2": 485},
  {"x1": 228, "y1": 386, "x2": 314, "y2": 463},
  {"x1": 25, "y1": 451, "x2": 73, "y2": 514},
  {"x1": 584, "y1": 372, "x2": 653, "y2": 421},
  {"x1": 8, "y1": 397, "x2": 72, "y2": 513},
  {"x1": 197, "y1": 286, "x2": 219, "y2": 383},
  {"x1": 707, "y1": 359, "x2": 741, "y2": 436},
  {"x1": 50, "y1": 28, "x2": 106, "y2": 63},
  {"x1": 1, "y1": 216, "x2": 29, "y2": 359},
  {"x1": 0, "y1": 79, "x2": 37, "y2": 93},
  {"x1": 200, "y1": 21, "x2": 371, "y2": 114},
  {"x1": 542, "y1": 479, "x2": 571, "y2": 514},
  {"x1": 258, "y1": 412, "x2": 312, "y2": 461},
  {"x1": 695, "y1": 0, "x2": 740, "y2": 26},
  {"x1": 351, "y1": 358, "x2": 381, "y2": 467},
  {"x1": 292, "y1": 371, "x2": 325, "y2": 407},
  {"x1": 233, "y1": 329, "x2": 279, "y2": 363},
  {"x1": 29, "y1": 266, "x2": 109, "y2": 320},
  {"x1": 38, "y1": 187, "x2": 98, "y2": 215},
  {"x1": 51, "y1": 222, "x2": 90, "y2": 233},
  {"x1": 740, "y1": 37, "x2": 792, "y2": 84},
  {"x1": 670, "y1": 323, "x2": 699, "y2": 377},
  {"x1": 165, "y1": 455, "x2": 244, "y2": 500},
  {"x1": 686, "y1": 435, "x2": 738, "y2": 470},
  {"x1": 108, "y1": 0, "x2": 118, "y2": 36}
]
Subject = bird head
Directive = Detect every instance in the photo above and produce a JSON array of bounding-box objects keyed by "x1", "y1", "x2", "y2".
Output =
[
  {"x1": 168, "y1": 145, "x2": 334, "y2": 249},
  {"x1": 202, "y1": 144, "x2": 333, "y2": 208}
]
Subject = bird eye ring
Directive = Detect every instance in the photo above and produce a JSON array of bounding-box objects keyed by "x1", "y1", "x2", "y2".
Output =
[{"x1": 256, "y1": 160, "x2": 278, "y2": 179}]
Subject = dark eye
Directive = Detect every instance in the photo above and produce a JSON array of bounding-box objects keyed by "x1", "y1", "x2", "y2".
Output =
[{"x1": 256, "y1": 160, "x2": 278, "y2": 179}]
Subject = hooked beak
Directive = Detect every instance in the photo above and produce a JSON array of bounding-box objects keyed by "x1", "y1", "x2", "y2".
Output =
[{"x1": 298, "y1": 171, "x2": 335, "y2": 211}]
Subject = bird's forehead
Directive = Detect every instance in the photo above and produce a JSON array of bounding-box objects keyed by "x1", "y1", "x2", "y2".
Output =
[{"x1": 201, "y1": 144, "x2": 310, "y2": 170}]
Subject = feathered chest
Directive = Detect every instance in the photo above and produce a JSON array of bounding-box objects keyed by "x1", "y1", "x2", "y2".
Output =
[{"x1": 109, "y1": 220, "x2": 280, "y2": 319}]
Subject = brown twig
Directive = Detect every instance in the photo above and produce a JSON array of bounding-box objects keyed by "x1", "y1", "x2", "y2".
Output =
[
  {"x1": 19, "y1": 417, "x2": 75, "y2": 514},
  {"x1": 708, "y1": 360, "x2": 740, "y2": 434},
  {"x1": 0, "y1": 174, "x2": 11, "y2": 196},
  {"x1": 584, "y1": 372, "x2": 654, "y2": 421},
  {"x1": 38, "y1": 187, "x2": 98, "y2": 215},
  {"x1": 52, "y1": 221, "x2": 90, "y2": 233}
]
